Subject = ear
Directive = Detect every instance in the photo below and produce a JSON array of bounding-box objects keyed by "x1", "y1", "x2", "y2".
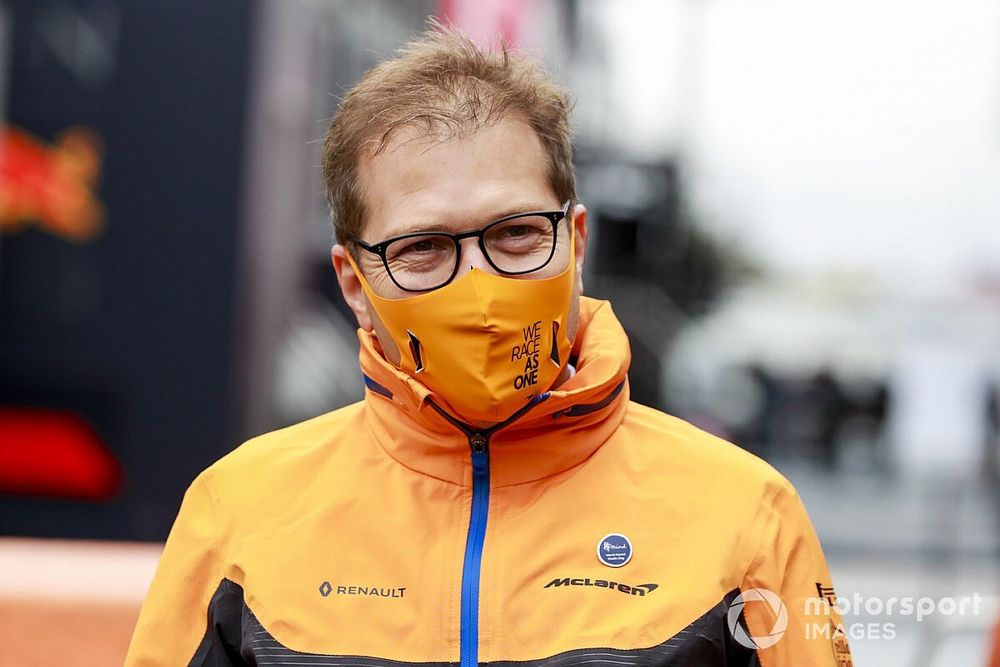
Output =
[
  {"x1": 571, "y1": 203, "x2": 589, "y2": 277},
  {"x1": 331, "y1": 244, "x2": 372, "y2": 331}
]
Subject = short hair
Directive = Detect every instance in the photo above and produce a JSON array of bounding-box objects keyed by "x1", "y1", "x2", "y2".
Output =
[{"x1": 321, "y1": 21, "x2": 576, "y2": 244}]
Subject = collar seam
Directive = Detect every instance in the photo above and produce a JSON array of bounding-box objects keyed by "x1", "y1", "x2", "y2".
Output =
[{"x1": 492, "y1": 393, "x2": 630, "y2": 488}]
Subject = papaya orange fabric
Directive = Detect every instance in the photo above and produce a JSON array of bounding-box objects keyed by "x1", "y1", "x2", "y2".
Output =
[{"x1": 126, "y1": 297, "x2": 851, "y2": 666}]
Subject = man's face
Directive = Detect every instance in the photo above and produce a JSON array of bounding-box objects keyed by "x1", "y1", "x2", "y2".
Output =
[{"x1": 332, "y1": 115, "x2": 588, "y2": 366}]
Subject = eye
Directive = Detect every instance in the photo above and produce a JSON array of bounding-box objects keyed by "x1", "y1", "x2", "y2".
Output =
[
  {"x1": 501, "y1": 224, "x2": 532, "y2": 238},
  {"x1": 385, "y1": 235, "x2": 455, "y2": 271},
  {"x1": 394, "y1": 236, "x2": 448, "y2": 255},
  {"x1": 487, "y1": 217, "x2": 550, "y2": 251},
  {"x1": 408, "y1": 238, "x2": 438, "y2": 252}
]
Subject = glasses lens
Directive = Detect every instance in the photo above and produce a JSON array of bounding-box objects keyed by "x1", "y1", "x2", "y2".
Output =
[
  {"x1": 483, "y1": 215, "x2": 556, "y2": 273},
  {"x1": 384, "y1": 234, "x2": 457, "y2": 291}
]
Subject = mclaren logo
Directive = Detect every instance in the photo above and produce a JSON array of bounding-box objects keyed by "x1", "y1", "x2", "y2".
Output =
[{"x1": 544, "y1": 577, "x2": 659, "y2": 596}]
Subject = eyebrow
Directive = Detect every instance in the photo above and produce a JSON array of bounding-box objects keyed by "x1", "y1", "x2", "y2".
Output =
[{"x1": 388, "y1": 201, "x2": 556, "y2": 237}]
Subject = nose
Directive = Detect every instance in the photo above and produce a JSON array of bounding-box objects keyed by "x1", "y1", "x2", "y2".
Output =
[{"x1": 453, "y1": 237, "x2": 495, "y2": 279}]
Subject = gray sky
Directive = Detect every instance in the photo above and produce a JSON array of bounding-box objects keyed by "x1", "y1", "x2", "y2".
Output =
[{"x1": 593, "y1": 0, "x2": 1000, "y2": 298}]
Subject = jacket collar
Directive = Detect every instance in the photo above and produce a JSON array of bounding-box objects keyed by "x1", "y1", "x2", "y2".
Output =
[{"x1": 358, "y1": 296, "x2": 631, "y2": 487}]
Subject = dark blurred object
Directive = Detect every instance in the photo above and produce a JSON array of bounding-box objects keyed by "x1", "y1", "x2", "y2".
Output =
[
  {"x1": 734, "y1": 365, "x2": 890, "y2": 470},
  {"x1": 0, "y1": 0, "x2": 255, "y2": 540},
  {"x1": 578, "y1": 156, "x2": 748, "y2": 410},
  {"x1": 984, "y1": 383, "x2": 1000, "y2": 484}
]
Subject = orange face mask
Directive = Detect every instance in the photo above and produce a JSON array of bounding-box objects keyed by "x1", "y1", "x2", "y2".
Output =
[{"x1": 347, "y1": 231, "x2": 576, "y2": 425}]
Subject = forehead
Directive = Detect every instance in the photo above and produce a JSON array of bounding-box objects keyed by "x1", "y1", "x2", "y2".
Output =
[{"x1": 356, "y1": 115, "x2": 557, "y2": 242}]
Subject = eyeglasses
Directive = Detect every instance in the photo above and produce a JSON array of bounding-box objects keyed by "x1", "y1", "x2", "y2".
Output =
[{"x1": 349, "y1": 200, "x2": 572, "y2": 292}]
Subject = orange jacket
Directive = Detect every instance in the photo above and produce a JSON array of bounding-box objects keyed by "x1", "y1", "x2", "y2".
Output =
[{"x1": 126, "y1": 297, "x2": 853, "y2": 666}]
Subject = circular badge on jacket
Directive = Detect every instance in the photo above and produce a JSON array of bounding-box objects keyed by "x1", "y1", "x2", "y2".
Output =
[{"x1": 596, "y1": 533, "x2": 633, "y2": 567}]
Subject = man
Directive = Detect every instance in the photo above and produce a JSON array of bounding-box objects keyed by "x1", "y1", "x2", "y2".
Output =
[{"x1": 126, "y1": 25, "x2": 853, "y2": 667}]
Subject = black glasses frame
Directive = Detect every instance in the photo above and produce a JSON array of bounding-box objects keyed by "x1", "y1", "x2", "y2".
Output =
[{"x1": 349, "y1": 200, "x2": 572, "y2": 293}]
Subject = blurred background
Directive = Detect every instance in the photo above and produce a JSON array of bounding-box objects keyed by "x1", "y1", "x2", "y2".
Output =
[{"x1": 0, "y1": 0, "x2": 998, "y2": 664}]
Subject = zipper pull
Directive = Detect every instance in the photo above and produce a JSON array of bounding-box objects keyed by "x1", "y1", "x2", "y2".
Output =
[
  {"x1": 468, "y1": 433, "x2": 488, "y2": 454},
  {"x1": 468, "y1": 433, "x2": 489, "y2": 477}
]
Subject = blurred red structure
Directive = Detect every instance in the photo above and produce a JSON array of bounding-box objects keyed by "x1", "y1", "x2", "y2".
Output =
[
  {"x1": 0, "y1": 407, "x2": 121, "y2": 500},
  {"x1": 0, "y1": 125, "x2": 105, "y2": 242},
  {"x1": 436, "y1": 0, "x2": 530, "y2": 46}
]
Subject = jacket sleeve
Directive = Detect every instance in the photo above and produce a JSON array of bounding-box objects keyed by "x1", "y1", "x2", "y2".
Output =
[
  {"x1": 739, "y1": 479, "x2": 854, "y2": 667},
  {"x1": 125, "y1": 469, "x2": 245, "y2": 666}
]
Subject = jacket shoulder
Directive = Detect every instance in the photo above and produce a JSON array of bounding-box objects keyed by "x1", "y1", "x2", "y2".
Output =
[{"x1": 620, "y1": 400, "x2": 796, "y2": 499}]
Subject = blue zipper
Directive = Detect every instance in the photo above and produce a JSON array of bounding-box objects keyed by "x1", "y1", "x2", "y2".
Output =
[
  {"x1": 425, "y1": 395, "x2": 551, "y2": 667},
  {"x1": 461, "y1": 432, "x2": 490, "y2": 667}
]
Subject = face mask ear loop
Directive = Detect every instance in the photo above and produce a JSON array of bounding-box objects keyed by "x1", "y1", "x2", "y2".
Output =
[{"x1": 344, "y1": 250, "x2": 366, "y2": 288}]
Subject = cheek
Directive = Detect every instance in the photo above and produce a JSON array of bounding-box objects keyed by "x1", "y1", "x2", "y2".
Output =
[
  {"x1": 535, "y1": 243, "x2": 574, "y2": 280},
  {"x1": 366, "y1": 270, "x2": 408, "y2": 298}
]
